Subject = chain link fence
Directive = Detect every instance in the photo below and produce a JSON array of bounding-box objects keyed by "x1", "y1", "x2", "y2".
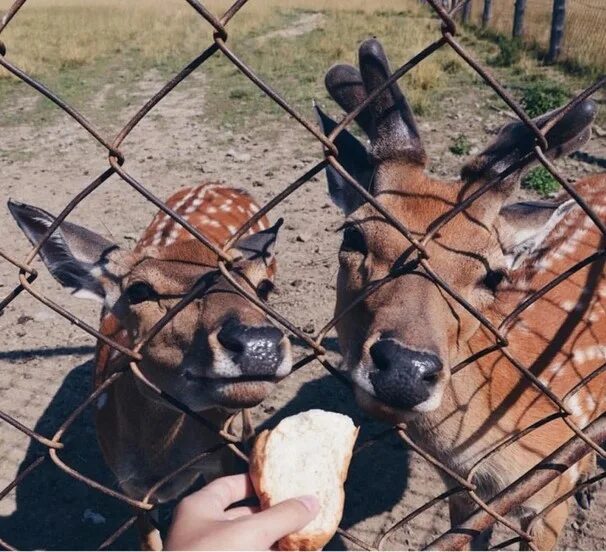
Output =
[
  {"x1": 466, "y1": 0, "x2": 606, "y2": 73},
  {"x1": 0, "y1": 0, "x2": 605, "y2": 549}
]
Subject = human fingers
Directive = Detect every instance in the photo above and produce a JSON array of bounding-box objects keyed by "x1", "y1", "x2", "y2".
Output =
[
  {"x1": 224, "y1": 505, "x2": 259, "y2": 520},
  {"x1": 234, "y1": 495, "x2": 320, "y2": 548},
  {"x1": 177, "y1": 474, "x2": 254, "y2": 520}
]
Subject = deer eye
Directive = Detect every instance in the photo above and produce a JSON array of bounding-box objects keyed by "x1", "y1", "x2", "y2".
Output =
[
  {"x1": 256, "y1": 279, "x2": 275, "y2": 301},
  {"x1": 341, "y1": 226, "x2": 367, "y2": 255},
  {"x1": 125, "y1": 281, "x2": 157, "y2": 304},
  {"x1": 482, "y1": 269, "x2": 507, "y2": 293}
]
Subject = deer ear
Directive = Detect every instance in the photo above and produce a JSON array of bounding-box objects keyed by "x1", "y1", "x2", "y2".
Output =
[
  {"x1": 233, "y1": 218, "x2": 283, "y2": 265},
  {"x1": 314, "y1": 102, "x2": 374, "y2": 215},
  {"x1": 497, "y1": 198, "x2": 575, "y2": 269},
  {"x1": 463, "y1": 99, "x2": 597, "y2": 194},
  {"x1": 8, "y1": 200, "x2": 118, "y2": 302}
]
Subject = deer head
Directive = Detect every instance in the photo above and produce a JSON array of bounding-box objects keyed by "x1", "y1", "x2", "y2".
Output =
[
  {"x1": 316, "y1": 39, "x2": 597, "y2": 422},
  {"x1": 8, "y1": 201, "x2": 291, "y2": 411}
]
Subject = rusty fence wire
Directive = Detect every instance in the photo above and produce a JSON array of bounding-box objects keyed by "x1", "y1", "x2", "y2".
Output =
[{"x1": 1, "y1": 0, "x2": 606, "y2": 549}]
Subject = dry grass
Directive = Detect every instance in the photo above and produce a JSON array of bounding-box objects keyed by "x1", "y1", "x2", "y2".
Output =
[
  {"x1": 469, "y1": 0, "x2": 606, "y2": 73},
  {"x1": 0, "y1": 0, "x2": 209, "y2": 77},
  {"x1": 0, "y1": 0, "x2": 598, "y2": 131},
  {"x1": 0, "y1": 0, "x2": 467, "y2": 126},
  {"x1": 0, "y1": 0, "x2": 424, "y2": 79}
]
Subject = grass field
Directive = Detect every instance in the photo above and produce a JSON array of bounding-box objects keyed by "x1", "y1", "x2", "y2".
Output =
[
  {"x1": 468, "y1": 0, "x2": 606, "y2": 74},
  {"x1": 0, "y1": 0, "x2": 601, "y2": 133}
]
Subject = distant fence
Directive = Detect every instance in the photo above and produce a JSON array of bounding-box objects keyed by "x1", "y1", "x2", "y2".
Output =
[{"x1": 458, "y1": 0, "x2": 606, "y2": 72}]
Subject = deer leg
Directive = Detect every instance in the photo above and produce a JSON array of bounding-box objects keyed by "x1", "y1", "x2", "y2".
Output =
[
  {"x1": 521, "y1": 500, "x2": 569, "y2": 551},
  {"x1": 448, "y1": 493, "x2": 493, "y2": 550},
  {"x1": 136, "y1": 511, "x2": 163, "y2": 551}
]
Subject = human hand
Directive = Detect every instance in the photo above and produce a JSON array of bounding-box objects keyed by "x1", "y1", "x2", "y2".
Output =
[{"x1": 165, "y1": 473, "x2": 320, "y2": 550}]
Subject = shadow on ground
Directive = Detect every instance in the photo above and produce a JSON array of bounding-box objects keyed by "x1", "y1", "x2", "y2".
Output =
[
  {"x1": 0, "y1": 361, "x2": 409, "y2": 550},
  {"x1": 0, "y1": 359, "x2": 137, "y2": 550}
]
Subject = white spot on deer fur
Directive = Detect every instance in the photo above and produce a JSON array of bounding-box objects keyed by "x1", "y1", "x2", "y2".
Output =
[
  {"x1": 170, "y1": 189, "x2": 195, "y2": 214},
  {"x1": 257, "y1": 219, "x2": 267, "y2": 230},
  {"x1": 549, "y1": 360, "x2": 565, "y2": 376},
  {"x1": 208, "y1": 220, "x2": 220, "y2": 228},
  {"x1": 207, "y1": 206, "x2": 217, "y2": 214},
  {"x1": 559, "y1": 241, "x2": 578, "y2": 256},
  {"x1": 96, "y1": 393, "x2": 108, "y2": 410},
  {"x1": 151, "y1": 230, "x2": 164, "y2": 245},
  {"x1": 539, "y1": 360, "x2": 565, "y2": 387},
  {"x1": 585, "y1": 391, "x2": 597, "y2": 412},
  {"x1": 572, "y1": 345, "x2": 606, "y2": 364},
  {"x1": 227, "y1": 225, "x2": 237, "y2": 234},
  {"x1": 220, "y1": 203, "x2": 233, "y2": 212},
  {"x1": 249, "y1": 203, "x2": 259, "y2": 214},
  {"x1": 589, "y1": 310, "x2": 601, "y2": 322},
  {"x1": 561, "y1": 300, "x2": 582, "y2": 312},
  {"x1": 567, "y1": 463, "x2": 580, "y2": 485},
  {"x1": 550, "y1": 251, "x2": 565, "y2": 263},
  {"x1": 566, "y1": 394, "x2": 586, "y2": 424}
]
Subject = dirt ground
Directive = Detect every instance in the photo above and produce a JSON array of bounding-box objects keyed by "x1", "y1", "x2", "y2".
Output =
[{"x1": 1, "y1": 30, "x2": 606, "y2": 550}]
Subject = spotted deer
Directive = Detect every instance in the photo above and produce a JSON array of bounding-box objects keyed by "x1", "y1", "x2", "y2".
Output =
[
  {"x1": 9, "y1": 183, "x2": 290, "y2": 548},
  {"x1": 316, "y1": 39, "x2": 605, "y2": 549}
]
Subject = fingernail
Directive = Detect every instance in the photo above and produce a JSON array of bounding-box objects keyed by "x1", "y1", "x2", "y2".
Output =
[{"x1": 296, "y1": 495, "x2": 320, "y2": 514}]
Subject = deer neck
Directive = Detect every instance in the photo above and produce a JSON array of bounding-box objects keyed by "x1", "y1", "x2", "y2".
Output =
[
  {"x1": 94, "y1": 311, "x2": 233, "y2": 501},
  {"x1": 407, "y1": 202, "x2": 606, "y2": 473}
]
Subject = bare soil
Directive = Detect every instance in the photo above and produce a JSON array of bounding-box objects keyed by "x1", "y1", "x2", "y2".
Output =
[{"x1": 1, "y1": 36, "x2": 606, "y2": 551}]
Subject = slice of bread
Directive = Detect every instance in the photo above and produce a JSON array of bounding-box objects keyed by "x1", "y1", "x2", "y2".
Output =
[{"x1": 250, "y1": 409, "x2": 358, "y2": 551}]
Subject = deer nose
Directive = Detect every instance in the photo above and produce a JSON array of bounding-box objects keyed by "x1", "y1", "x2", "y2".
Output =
[
  {"x1": 369, "y1": 339, "x2": 442, "y2": 409},
  {"x1": 217, "y1": 319, "x2": 285, "y2": 377}
]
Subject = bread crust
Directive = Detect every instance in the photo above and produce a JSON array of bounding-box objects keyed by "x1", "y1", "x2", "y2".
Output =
[{"x1": 249, "y1": 422, "x2": 359, "y2": 551}]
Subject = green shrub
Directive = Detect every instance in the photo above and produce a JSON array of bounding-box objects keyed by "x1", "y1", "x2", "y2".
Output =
[
  {"x1": 450, "y1": 134, "x2": 471, "y2": 156},
  {"x1": 228, "y1": 88, "x2": 252, "y2": 100},
  {"x1": 521, "y1": 81, "x2": 569, "y2": 117},
  {"x1": 489, "y1": 36, "x2": 522, "y2": 67},
  {"x1": 522, "y1": 166, "x2": 560, "y2": 197}
]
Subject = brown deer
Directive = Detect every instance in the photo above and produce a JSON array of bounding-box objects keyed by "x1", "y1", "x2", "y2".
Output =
[
  {"x1": 316, "y1": 38, "x2": 605, "y2": 549},
  {"x1": 9, "y1": 183, "x2": 291, "y2": 548}
]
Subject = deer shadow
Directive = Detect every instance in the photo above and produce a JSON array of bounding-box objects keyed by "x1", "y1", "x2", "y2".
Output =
[
  {"x1": 257, "y1": 374, "x2": 410, "y2": 550},
  {"x1": 1, "y1": 353, "x2": 410, "y2": 550},
  {"x1": 0, "y1": 357, "x2": 138, "y2": 550}
]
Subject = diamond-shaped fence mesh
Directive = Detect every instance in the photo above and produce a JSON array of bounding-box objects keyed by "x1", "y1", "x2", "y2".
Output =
[{"x1": 0, "y1": 0, "x2": 605, "y2": 549}]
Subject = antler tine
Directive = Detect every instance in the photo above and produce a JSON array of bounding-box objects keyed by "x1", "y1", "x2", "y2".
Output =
[
  {"x1": 325, "y1": 64, "x2": 375, "y2": 138},
  {"x1": 358, "y1": 38, "x2": 426, "y2": 164}
]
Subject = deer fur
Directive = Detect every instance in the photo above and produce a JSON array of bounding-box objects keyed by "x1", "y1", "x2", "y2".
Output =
[
  {"x1": 317, "y1": 38, "x2": 605, "y2": 549},
  {"x1": 9, "y1": 183, "x2": 291, "y2": 549}
]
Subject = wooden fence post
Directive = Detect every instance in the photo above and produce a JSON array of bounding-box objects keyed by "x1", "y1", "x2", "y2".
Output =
[
  {"x1": 482, "y1": 0, "x2": 492, "y2": 27},
  {"x1": 513, "y1": 0, "x2": 526, "y2": 38},
  {"x1": 548, "y1": 0, "x2": 566, "y2": 62},
  {"x1": 462, "y1": 0, "x2": 472, "y2": 24}
]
